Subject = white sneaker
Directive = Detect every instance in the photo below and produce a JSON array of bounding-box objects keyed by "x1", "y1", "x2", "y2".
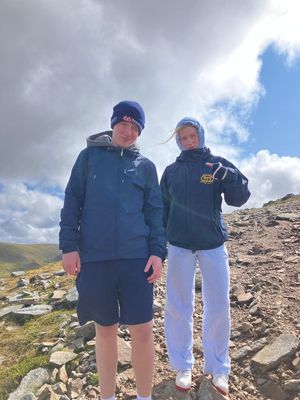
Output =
[
  {"x1": 212, "y1": 374, "x2": 229, "y2": 395},
  {"x1": 175, "y1": 370, "x2": 192, "y2": 391}
]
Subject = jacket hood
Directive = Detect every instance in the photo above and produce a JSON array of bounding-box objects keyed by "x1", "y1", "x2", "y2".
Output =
[
  {"x1": 175, "y1": 117, "x2": 205, "y2": 151},
  {"x1": 86, "y1": 130, "x2": 140, "y2": 153}
]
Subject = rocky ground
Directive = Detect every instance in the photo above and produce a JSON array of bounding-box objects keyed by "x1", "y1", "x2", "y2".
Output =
[{"x1": 0, "y1": 194, "x2": 299, "y2": 400}]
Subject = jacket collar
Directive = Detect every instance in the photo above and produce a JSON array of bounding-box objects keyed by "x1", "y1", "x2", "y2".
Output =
[
  {"x1": 176, "y1": 147, "x2": 211, "y2": 162},
  {"x1": 86, "y1": 130, "x2": 140, "y2": 156}
]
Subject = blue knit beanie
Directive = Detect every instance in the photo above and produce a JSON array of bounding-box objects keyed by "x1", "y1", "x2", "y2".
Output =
[
  {"x1": 175, "y1": 117, "x2": 205, "y2": 150},
  {"x1": 111, "y1": 100, "x2": 145, "y2": 135}
]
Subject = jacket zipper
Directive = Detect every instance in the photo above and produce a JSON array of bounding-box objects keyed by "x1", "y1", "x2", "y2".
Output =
[{"x1": 116, "y1": 148, "x2": 124, "y2": 257}]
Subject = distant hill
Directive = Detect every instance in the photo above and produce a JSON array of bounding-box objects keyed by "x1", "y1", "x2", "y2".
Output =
[{"x1": 0, "y1": 243, "x2": 61, "y2": 276}]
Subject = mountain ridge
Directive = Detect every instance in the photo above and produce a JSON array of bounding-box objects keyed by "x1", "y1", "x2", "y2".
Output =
[{"x1": 0, "y1": 243, "x2": 60, "y2": 276}]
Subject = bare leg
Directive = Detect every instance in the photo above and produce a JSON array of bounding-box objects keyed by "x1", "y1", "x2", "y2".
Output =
[
  {"x1": 95, "y1": 323, "x2": 118, "y2": 399},
  {"x1": 129, "y1": 321, "x2": 154, "y2": 397}
]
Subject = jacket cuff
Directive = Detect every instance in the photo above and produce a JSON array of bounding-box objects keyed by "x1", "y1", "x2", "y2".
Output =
[
  {"x1": 150, "y1": 248, "x2": 167, "y2": 261},
  {"x1": 60, "y1": 246, "x2": 78, "y2": 254}
]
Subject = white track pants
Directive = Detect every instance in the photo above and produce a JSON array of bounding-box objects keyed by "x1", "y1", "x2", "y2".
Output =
[{"x1": 164, "y1": 244, "x2": 231, "y2": 375}]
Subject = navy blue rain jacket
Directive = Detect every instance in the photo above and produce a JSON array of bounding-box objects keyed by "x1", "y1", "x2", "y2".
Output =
[
  {"x1": 59, "y1": 131, "x2": 166, "y2": 262},
  {"x1": 160, "y1": 148, "x2": 250, "y2": 251}
]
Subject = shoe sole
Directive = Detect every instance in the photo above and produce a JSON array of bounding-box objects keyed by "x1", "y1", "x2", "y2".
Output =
[
  {"x1": 212, "y1": 382, "x2": 228, "y2": 397},
  {"x1": 175, "y1": 384, "x2": 191, "y2": 391}
]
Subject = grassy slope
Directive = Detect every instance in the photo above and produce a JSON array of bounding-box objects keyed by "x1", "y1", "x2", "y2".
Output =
[
  {"x1": 0, "y1": 243, "x2": 60, "y2": 277},
  {"x1": 0, "y1": 262, "x2": 75, "y2": 399}
]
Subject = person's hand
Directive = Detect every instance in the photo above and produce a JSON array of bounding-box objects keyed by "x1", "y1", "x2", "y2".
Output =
[
  {"x1": 62, "y1": 251, "x2": 81, "y2": 276},
  {"x1": 206, "y1": 162, "x2": 228, "y2": 180},
  {"x1": 144, "y1": 255, "x2": 163, "y2": 284}
]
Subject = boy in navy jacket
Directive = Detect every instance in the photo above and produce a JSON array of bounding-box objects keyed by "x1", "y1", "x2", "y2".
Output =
[{"x1": 60, "y1": 101, "x2": 166, "y2": 400}]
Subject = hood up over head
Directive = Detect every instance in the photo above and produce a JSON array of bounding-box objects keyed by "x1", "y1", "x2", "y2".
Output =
[{"x1": 175, "y1": 117, "x2": 205, "y2": 151}]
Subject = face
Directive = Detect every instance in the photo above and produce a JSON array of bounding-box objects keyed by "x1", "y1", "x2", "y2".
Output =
[
  {"x1": 111, "y1": 121, "x2": 139, "y2": 148},
  {"x1": 178, "y1": 126, "x2": 200, "y2": 150}
]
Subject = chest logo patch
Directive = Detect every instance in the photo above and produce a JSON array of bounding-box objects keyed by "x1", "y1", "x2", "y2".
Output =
[{"x1": 200, "y1": 174, "x2": 214, "y2": 184}]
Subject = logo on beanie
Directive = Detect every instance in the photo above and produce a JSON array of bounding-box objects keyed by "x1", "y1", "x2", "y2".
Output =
[
  {"x1": 123, "y1": 116, "x2": 135, "y2": 123},
  {"x1": 200, "y1": 174, "x2": 214, "y2": 184},
  {"x1": 122, "y1": 115, "x2": 141, "y2": 129}
]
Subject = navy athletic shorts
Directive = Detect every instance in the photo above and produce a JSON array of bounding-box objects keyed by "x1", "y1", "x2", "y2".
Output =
[{"x1": 75, "y1": 258, "x2": 153, "y2": 326}]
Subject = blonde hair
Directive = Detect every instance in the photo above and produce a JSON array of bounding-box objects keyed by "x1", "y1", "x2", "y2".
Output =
[{"x1": 161, "y1": 123, "x2": 197, "y2": 144}]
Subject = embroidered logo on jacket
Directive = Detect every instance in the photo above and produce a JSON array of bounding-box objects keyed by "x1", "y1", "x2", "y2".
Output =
[{"x1": 200, "y1": 174, "x2": 214, "y2": 184}]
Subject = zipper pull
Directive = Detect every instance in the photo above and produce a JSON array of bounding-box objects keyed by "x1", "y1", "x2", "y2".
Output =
[{"x1": 121, "y1": 149, "x2": 124, "y2": 157}]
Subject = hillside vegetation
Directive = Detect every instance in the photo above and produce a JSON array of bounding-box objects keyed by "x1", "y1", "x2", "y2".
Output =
[
  {"x1": 0, "y1": 243, "x2": 60, "y2": 277},
  {"x1": 0, "y1": 193, "x2": 299, "y2": 399},
  {"x1": 0, "y1": 261, "x2": 75, "y2": 400}
]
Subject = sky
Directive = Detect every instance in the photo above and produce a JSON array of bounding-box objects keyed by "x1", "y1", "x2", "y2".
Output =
[{"x1": 0, "y1": 0, "x2": 300, "y2": 244}]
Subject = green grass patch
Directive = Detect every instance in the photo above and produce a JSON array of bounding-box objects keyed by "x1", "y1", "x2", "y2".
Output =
[
  {"x1": 0, "y1": 310, "x2": 73, "y2": 399},
  {"x1": 90, "y1": 373, "x2": 99, "y2": 386},
  {"x1": 0, "y1": 355, "x2": 49, "y2": 399}
]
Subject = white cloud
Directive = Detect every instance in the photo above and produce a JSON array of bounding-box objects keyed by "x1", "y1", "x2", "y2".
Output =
[
  {"x1": 269, "y1": 0, "x2": 300, "y2": 64},
  {"x1": 0, "y1": 181, "x2": 62, "y2": 243},
  {"x1": 240, "y1": 150, "x2": 300, "y2": 208},
  {"x1": 0, "y1": 0, "x2": 300, "y2": 242}
]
